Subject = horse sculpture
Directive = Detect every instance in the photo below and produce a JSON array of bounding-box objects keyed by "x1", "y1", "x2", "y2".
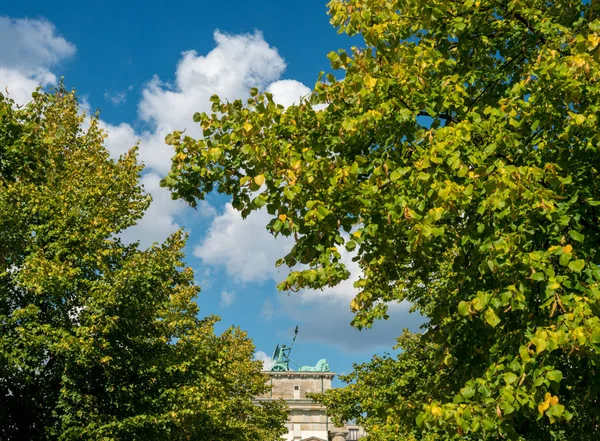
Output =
[{"x1": 298, "y1": 359, "x2": 330, "y2": 372}]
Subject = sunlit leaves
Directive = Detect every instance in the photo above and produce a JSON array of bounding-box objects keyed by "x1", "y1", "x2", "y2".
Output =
[
  {"x1": 0, "y1": 88, "x2": 287, "y2": 440},
  {"x1": 163, "y1": 0, "x2": 600, "y2": 439}
]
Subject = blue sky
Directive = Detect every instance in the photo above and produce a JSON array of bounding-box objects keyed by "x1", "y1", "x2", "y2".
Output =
[{"x1": 0, "y1": 1, "x2": 423, "y2": 381}]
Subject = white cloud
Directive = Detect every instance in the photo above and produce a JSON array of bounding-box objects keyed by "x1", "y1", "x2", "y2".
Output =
[
  {"x1": 0, "y1": 17, "x2": 75, "y2": 70},
  {"x1": 138, "y1": 30, "x2": 286, "y2": 137},
  {"x1": 0, "y1": 17, "x2": 75, "y2": 105},
  {"x1": 98, "y1": 120, "x2": 139, "y2": 159},
  {"x1": 119, "y1": 172, "x2": 189, "y2": 249},
  {"x1": 97, "y1": 30, "x2": 306, "y2": 246},
  {"x1": 254, "y1": 350, "x2": 275, "y2": 371},
  {"x1": 220, "y1": 290, "x2": 236, "y2": 308},
  {"x1": 0, "y1": 67, "x2": 56, "y2": 105},
  {"x1": 194, "y1": 203, "x2": 293, "y2": 283},
  {"x1": 96, "y1": 31, "x2": 310, "y2": 247},
  {"x1": 267, "y1": 79, "x2": 311, "y2": 107}
]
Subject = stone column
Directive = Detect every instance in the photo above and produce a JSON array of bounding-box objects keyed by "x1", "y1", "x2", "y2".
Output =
[{"x1": 330, "y1": 427, "x2": 349, "y2": 441}]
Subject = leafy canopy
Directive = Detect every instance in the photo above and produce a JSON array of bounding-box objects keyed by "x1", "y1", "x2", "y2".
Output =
[
  {"x1": 163, "y1": 0, "x2": 600, "y2": 439},
  {"x1": 0, "y1": 88, "x2": 287, "y2": 441}
]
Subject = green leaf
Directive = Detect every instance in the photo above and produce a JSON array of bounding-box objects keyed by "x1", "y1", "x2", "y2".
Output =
[
  {"x1": 532, "y1": 272, "x2": 545, "y2": 281},
  {"x1": 504, "y1": 372, "x2": 518, "y2": 385},
  {"x1": 390, "y1": 169, "x2": 402, "y2": 182},
  {"x1": 569, "y1": 231, "x2": 585, "y2": 242},
  {"x1": 458, "y1": 301, "x2": 470, "y2": 316},
  {"x1": 485, "y1": 308, "x2": 501, "y2": 328},
  {"x1": 416, "y1": 412, "x2": 426, "y2": 428},
  {"x1": 253, "y1": 196, "x2": 267, "y2": 208},
  {"x1": 500, "y1": 400, "x2": 515, "y2": 415},
  {"x1": 547, "y1": 370, "x2": 563, "y2": 383},
  {"x1": 460, "y1": 385, "x2": 475, "y2": 399},
  {"x1": 568, "y1": 259, "x2": 585, "y2": 273},
  {"x1": 592, "y1": 328, "x2": 600, "y2": 346},
  {"x1": 519, "y1": 345, "x2": 531, "y2": 362}
]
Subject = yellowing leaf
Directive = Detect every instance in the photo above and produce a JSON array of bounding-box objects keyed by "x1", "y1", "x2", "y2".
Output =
[
  {"x1": 364, "y1": 75, "x2": 377, "y2": 89},
  {"x1": 253, "y1": 174, "x2": 265, "y2": 186},
  {"x1": 243, "y1": 122, "x2": 253, "y2": 132},
  {"x1": 278, "y1": 214, "x2": 287, "y2": 222},
  {"x1": 485, "y1": 308, "x2": 501, "y2": 327}
]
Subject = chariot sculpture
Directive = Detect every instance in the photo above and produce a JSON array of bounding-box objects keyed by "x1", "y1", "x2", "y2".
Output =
[{"x1": 269, "y1": 326, "x2": 330, "y2": 372}]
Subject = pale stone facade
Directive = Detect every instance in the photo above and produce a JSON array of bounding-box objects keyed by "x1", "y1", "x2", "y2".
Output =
[
  {"x1": 255, "y1": 371, "x2": 365, "y2": 441},
  {"x1": 256, "y1": 371, "x2": 334, "y2": 441}
]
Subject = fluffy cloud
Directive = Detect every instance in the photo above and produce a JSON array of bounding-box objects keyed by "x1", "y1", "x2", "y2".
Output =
[
  {"x1": 0, "y1": 17, "x2": 75, "y2": 70},
  {"x1": 0, "y1": 17, "x2": 75, "y2": 105},
  {"x1": 254, "y1": 350, "x2": 275, "y2": 371},
  {"x1": 0, "y1": 67, "x2": 56, "y2": 105},
  {"x1": 267, "y1": 79, "x2": 311, "y2": 107},
  {"x1": 119, "y1": 172, "x2": 189, "y2": 249},
  {"x1": 101, "y1": 31, "x2": 309, "y2": 247},
  {"x1": 194, "y1": 204, "x2": 293, "y2": 283},
  {"x1": 139, "y1": 31, "x2": 286, "y2": 135}
]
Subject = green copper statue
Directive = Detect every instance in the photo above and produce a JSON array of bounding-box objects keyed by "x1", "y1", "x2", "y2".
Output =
[
  {"x1": 269, "y1": 326, "x2": 331, "y2": 372},
  {"x1": 270, "y1": 326, "x2": 299, "y2": 371},
  {"x1": 298, "y1": 359, "x2": 330, "y2": 372}
]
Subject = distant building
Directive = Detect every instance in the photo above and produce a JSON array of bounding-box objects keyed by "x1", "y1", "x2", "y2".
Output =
[{"x1": 255, "y1": 370, "x2": 366, "y2": 441}]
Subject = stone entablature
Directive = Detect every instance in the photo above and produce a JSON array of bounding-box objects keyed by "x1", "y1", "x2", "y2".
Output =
[{"x1": 258, "y1": 371, "x2": 335, "y2": 400}]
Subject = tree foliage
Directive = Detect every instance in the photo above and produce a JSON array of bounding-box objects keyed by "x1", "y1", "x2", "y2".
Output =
[
  {"x1": 163, "y1": 0, "x2": 600, "y2": 439},
  {"x1": 0, "y1": 88, "x2": 287, "y2": 440}
]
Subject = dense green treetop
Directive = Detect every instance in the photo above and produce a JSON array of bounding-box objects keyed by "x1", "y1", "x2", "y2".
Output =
[
  {"x1": 163, "y1": 0, "x2": 600, "y2": 439},
  {"x1": 0, "y1": 88, "x2": 287, "y2": 441}
]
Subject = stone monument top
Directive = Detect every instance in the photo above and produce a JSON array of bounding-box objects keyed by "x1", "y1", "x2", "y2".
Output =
[{"x1": 269, "y1": 326, "x2": 330, "y2": 372}]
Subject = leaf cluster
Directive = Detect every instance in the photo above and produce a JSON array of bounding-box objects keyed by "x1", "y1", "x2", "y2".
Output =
[
  {"x1": 163, "y1": 0, "x2": 600, "y2": 439},
  {"x1": 0, "y1": 88, "x2": 287, "y2": 440}
]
